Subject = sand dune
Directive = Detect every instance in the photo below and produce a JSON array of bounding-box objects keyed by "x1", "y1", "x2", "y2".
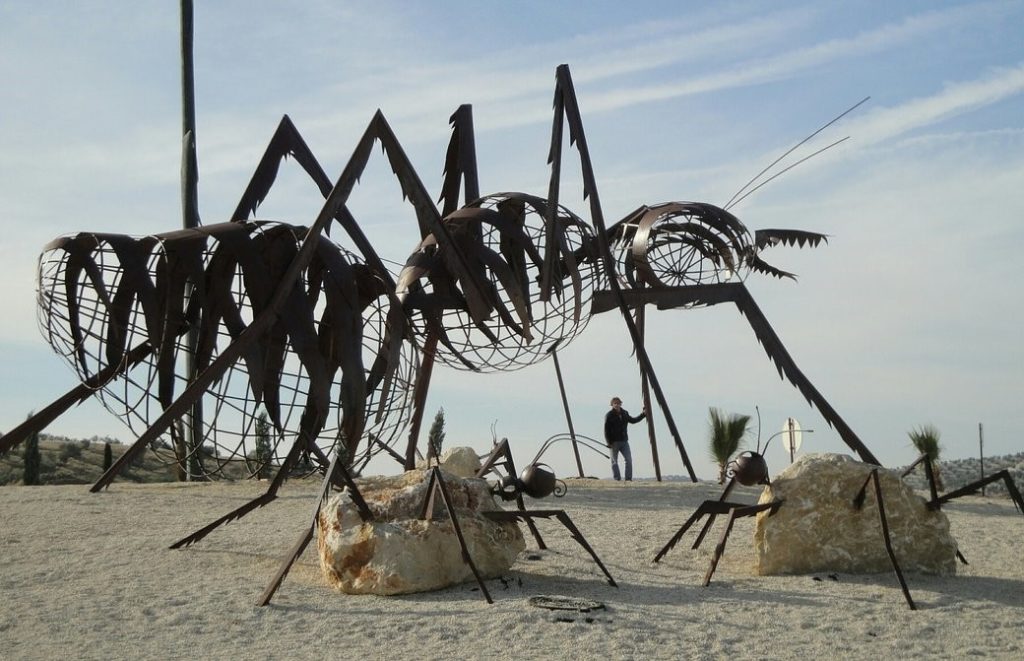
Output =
[{"x1": 2, "y1": 476, "x2": 1022, "y2": 659}]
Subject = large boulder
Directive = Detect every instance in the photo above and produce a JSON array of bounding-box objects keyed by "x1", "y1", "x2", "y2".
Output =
[
  {"x1": 754, "y1": 453, "x2": 958, "y2": 576},
  {"x1": 317, "y1": 467, "x2": 525, "y2": 596}
]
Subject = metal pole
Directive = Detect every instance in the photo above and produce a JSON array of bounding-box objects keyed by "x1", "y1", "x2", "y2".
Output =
[
  {"x1": 180, "y1": 0, "x2": 202, "y2": 481},
  {"x1": 979, "y1": 422, "x2": 985, "y2": 497},
  {"x1": 787, "y1": 418, "x2": 796, "y2": 464},
  {"x1": 548, "y1": 346, "x2": 585, "y2": 478},
  {"x1": 633, "y1": 289, "x2": 662, "y2": 481}
]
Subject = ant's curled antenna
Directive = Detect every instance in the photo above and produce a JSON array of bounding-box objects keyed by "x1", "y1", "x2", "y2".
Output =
[
  {"x1": 532, "y1": 433, "x2": 609, "y2": 465},
  {"x1": 723, "y1": 96, "x2": 870, "y2": 211}
]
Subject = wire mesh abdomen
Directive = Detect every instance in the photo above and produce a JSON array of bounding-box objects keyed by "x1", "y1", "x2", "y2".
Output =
[{"x1": 36, "y1": 220, "x2": 416, "y2": 479}]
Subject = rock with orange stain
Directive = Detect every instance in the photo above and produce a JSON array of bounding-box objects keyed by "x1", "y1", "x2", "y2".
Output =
[{"x1": 317, "y1": 467, "x2": 525, "y2": 595}]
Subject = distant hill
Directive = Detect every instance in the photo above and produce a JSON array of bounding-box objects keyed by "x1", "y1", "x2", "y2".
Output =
[
  {"x1": 0, "y1": 434, "x2": 180, "y2": 486},
  {"x1": 0, "y1": 432, "x2": 261, "y2": 486}
]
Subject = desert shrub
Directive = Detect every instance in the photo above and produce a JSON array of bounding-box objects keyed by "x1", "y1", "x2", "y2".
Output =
[{"x1": 427, "y1": 408, "x2": 446, "y2": 460}]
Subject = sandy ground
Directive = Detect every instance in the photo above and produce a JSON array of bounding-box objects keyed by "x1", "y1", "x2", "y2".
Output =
[{"x1": 1, "y1": 476, "x2": 1022, "y2": 660}]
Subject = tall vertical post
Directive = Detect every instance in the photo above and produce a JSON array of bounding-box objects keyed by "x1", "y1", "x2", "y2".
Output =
[
  {"x1": 633, "y1": 287, "x2": 661, "y2": 481},
  {"x1": 548, "y1": 342, "x2": 584, "y2": 478},
  {"x1": 787, "y1": 418, "x2": 797, "y2": 464},
  {"x1": 979, "y1": 422, "x2": 985, "y2": 497},
  {"x1": 549, "y1": 66, "x2": 697, "y2": 482},
  {"x1": 180, "y1": 0, "x2": 202, "y2": 480}
]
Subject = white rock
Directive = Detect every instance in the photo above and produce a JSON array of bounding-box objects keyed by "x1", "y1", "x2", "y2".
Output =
[
  {"x1": 415, "y1": 445, "x2": 483, "y2": 478},
  {"x1": 754, "y1": 453, "x2": 958, "y2": 576},
  {"x1": 317, "y1": 468, "x2": 524, "y2": 596}
]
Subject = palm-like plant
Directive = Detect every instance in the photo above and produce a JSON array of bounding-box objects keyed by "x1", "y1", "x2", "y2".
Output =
[
  {"x1": 708, "y1": 407, "x2": 751, "y2": 484},
  {"x1": 908, "y1": 424, "x2": 944, "y2": 491}
]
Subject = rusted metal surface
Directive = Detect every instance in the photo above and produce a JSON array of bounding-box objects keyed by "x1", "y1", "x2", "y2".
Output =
[
  {"x1": 1, "y1": 62, "x2": 884, "y2": 483},
  {"x1": 0, "y1": 62, "x2": 896, "y2": 605},
  {"x1": 728, "y1": 451, "x2": 771, "y2": 487},
  {"x1": 35, "y1": 219, "x2": 416, "y2": 481}
]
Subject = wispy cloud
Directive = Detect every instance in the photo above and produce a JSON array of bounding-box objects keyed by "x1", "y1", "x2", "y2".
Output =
[{"x1": 842, "y1": 64, "x2": 1024, "y2": 147}]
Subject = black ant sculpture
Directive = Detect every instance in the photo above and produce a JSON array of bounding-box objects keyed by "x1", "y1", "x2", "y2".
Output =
[{"x1": 655, "y1": 440, "x2": 1024, "y2": 610}]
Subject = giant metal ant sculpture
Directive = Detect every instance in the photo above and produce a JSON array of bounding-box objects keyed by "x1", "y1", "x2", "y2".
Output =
[{"x1": 2, "y1": 63, "x2": 887, "y2": 605}]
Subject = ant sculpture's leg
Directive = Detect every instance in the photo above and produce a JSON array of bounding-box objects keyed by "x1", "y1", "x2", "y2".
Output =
[
  {"x1": 421, "y1": 468, "x2": 494, "y2": 603},
  {"x1": 701, "y1": 500, "x2": 782, "y2": 586},
  {"x1": 483, "y1": 509, "x2": 617, "y2": 587},
  {"x1": 170, "y1": 413, "x2": 330, "y2": 549},
  {"x1": 653, "y1": 502, "x2": 718, "y2": 563},
  {"x1": 852, "y1": 470, "x2": 916, "y2": 610},
  {"x1": 600, "y1": 281, "x2": 880, "y2": 465},
  {"x1": 902, "y1": 454, "x2": 968, "y2": 564},
  {"x1": 691, "y1": 478, "x2": 738, "y2": 550},
  {"x1": 653, "y1": 497, "x2": 753, "y2": 562},
  {"x1": 653, "y1": 478, "x2": 736, "y2": 562},
  {"x1": 230, "y1": 115, "x2": 335, "y2": 221},
  {"x1": 906, "y1": 455, "x2": 1024, "y2": 565},
  {"x1": 0, "y1": 343, "x2": 155, "y2": 456},
  {"x1": 931, "y1": 469, "x2": 1024, "y2": 514},
  {"x1": 550, "y1": 65, "x2": 698, "y2": 481},
  {"x1": 257, "y1": 443, "x2": 374, "y2": 606}
]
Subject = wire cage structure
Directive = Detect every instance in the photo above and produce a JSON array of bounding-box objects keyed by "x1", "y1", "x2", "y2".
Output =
[
  {"x1": 396, "y1": 192, "x2": 601, "y2": 372},
  {"x1": 609, "y1": 201, "x2": 828, "y2": 295},
  {"x1": 36, "y1": 219, "x2": 417, "y2": 479}
]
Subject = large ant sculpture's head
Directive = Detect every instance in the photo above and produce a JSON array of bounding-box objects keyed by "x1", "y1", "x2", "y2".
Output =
[{"x1": 609, "y1": 202, "x2": 828, "y2": 297}]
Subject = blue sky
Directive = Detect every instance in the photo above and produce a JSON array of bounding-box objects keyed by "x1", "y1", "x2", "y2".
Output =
[{"x1": 1, "y1": 1, "x2": 1022, "y2": 481}]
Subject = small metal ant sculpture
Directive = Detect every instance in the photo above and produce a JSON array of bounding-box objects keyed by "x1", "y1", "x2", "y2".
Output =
[
  {"x1": 257, "y1": 436, "x2": 617, "y2": 605},
  {"x1": 474, "y1": 437, "x2": 617, "y2": 592},
  {"x1": 654, "y1": 440, "x2": 1024, "y2": 610}
]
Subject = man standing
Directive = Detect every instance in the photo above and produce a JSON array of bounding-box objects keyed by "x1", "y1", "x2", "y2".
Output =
[{"x1": 604, "y1": 396, "x2": 646, "y2": 481}]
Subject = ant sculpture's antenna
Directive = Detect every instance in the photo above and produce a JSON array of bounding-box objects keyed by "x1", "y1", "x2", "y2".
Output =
[
  {"x1": 754, "y1": 405, "x2": 763, "y2": 454},
  {"x1": 723, "y1": 96, "x2": 870, "y2": 211}
]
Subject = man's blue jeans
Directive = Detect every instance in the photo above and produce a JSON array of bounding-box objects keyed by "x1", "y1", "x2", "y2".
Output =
[{"x1": 610, "y1": 440, "x2": 632, "y2": 481}]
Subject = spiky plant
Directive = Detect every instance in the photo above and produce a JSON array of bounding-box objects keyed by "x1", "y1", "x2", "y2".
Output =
[
  {"x1": 708, "y1": 407, "x2": 751, "y2": 484},
  {"x1": 102, "y1": 442, "x2": 113, "y2": 472},
  {"x1": 908, "y1": 424, "x2": 944, "y2": 491},
  {"x1": 427, "y1": 407, "x2": 446, "y2": 462},
  {"x1": 254, "y1": 412, "x2": 273, "y2": 480}
]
